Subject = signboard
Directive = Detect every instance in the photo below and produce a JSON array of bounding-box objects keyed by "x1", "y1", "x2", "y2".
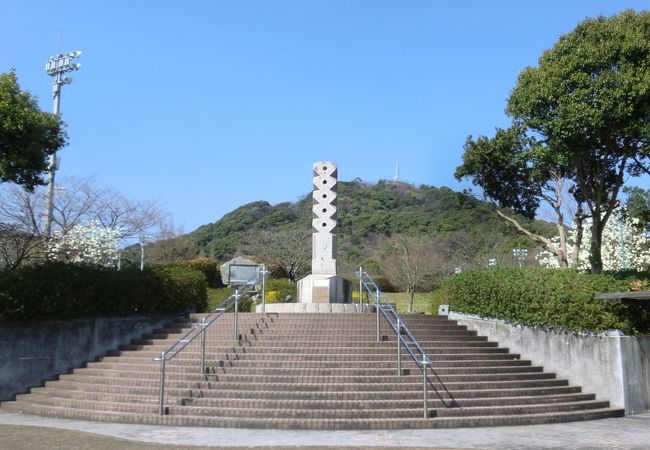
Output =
[{"x1": 228, "y1": 264, "x2": 260, "y2": 286}]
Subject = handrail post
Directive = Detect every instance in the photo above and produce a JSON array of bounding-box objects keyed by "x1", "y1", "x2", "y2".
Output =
[
  {"x1": 233, "y1": 289, "x2": 240, "y2": 341},
  {"x1": 358, "y1": 266, "x2": 363, "y2": 313},
  {"x1": 158, "y1": 351, "x2": 166, "y2": 415},
  {"x1": 397, "y1": 317, "x2": 402, "y2": 376},
  {"x1": 261, "y1": 265, "x2": 269, "y2": 314},
  {"x1": 199, "y1": 317, "x2": 206, "y2": 374},
  {"x1": 376, "y1": 289, "x2": 380, "y2": 342},
  {"x1": 422, "y1": 354, "x2": 430, "y2": 419}
]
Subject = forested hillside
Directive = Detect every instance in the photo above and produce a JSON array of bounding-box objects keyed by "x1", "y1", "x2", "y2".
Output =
[{"x1": 187, "y1": 180, "x2": 553, "y2": 275}]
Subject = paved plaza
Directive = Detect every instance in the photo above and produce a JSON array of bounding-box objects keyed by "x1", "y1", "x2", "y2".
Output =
[{"x1": 1, "y1": 409, "x2": 649, "y2": 449}]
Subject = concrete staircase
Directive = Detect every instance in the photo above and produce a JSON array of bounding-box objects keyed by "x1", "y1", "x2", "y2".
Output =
[{"x1": 1, "y1": 313, "x2": 624, "y2": 429}]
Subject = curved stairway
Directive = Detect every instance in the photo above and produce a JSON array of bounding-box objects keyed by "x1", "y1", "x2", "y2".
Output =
[{"x1": 1, "y1": 313, "x2": 624, "y2": 429}]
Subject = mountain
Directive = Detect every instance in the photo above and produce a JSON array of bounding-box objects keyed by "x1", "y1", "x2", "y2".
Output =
[{"x1": 187, "y1": 179, "x2": 554, "y2": 274}]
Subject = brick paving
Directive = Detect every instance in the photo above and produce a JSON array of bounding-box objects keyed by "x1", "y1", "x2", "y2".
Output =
[{"x1": 0, "y1": 410, "x2": 648, "y2": 448}]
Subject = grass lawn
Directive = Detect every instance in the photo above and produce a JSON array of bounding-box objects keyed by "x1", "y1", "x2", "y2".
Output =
[
  {"x1": 206, "y1": 287, "x2": 234, "y2": 311},
  {"x1": 382, "y1": 292, "x2": 444, "y2": 315}
]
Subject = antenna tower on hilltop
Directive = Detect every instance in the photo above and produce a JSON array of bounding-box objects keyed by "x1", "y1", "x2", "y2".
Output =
[{"x1": 394, "y1": 161, "x2": 400, "y2": 182}]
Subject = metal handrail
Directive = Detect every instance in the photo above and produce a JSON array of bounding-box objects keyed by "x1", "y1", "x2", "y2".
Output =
[
  {"x1": 152, "y1": 277, "x2": 257, "y2": 415},
  {"x1": 356, "y1": 267, "x2": 433, "y2": 418}
]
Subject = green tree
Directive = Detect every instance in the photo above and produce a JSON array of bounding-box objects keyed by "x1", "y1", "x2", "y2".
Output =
[
  {"x1": 624, "y1": 186, "x2": 650, "y2": 231},
  {"x1": 0, "y1": 71, "x2": 67, "y2": 190},
  {"x1": 459, "y1": 10, "x2": 650, "y2": 273},
  {"x1": 508, "y1": 10, "x2": 650, "y2": 273},
  {"x1": 456, "y1": 126, "x2": 574, "y2": 268}
]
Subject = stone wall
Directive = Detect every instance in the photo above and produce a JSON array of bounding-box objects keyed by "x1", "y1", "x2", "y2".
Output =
[
  {"x1": 449, "y1": 312, "x2": 650, "y2": 414},
  {"x1": 0, "y1": 315, "x2": 173, "y2": 401}
]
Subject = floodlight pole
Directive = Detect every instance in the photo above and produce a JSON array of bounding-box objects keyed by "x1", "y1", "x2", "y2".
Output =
[
  {"x1": 44, "y1": 51, "x2": 82, "y2": 239},
  {"x1": 139, "y1": 233, "x2": 146, "y2": 271}
]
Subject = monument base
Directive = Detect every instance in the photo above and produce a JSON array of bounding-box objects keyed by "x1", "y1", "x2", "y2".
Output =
[
  {"x1": 296, "y1": 274, "x2": 351, "y2": 304},
  {"x1": 255, "y1": 303, "x2": 374, "y2": 313}
]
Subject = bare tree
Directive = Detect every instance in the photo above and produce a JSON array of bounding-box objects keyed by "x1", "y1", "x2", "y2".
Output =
[
  {"x1": 144, "y1": 220, "x2": 201, "y2": 264},
  {"x1": 247, "y1": 229, "x2": 311, "y2": 281},
  {"x1": 0, "y1": 223, "x2": 41, "y2": 269},
  {"x1": 380, "y1": 234, "x2": 442, "y2": 313},
  {"x1": 0, "y1": 176, "x2": 168, "y2": 268}
]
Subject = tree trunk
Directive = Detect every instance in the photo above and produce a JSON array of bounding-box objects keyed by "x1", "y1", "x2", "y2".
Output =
[
  {"x1": 494, "y1": 209, "x2": 565, "y2": 266},
  {"x1": 589, "y1": 215, "x2": 605, "y2": 273},
  {"x1": 408, "y1": 289, "x2": 415, "y2": 313},
  {"x1": 555, "y1": 222, "x2": 568, "y2": 269},
  {"x1": 572, "y1": 206, "x2": 585, "y2": 268},
  {"x1": 551, "y1": 177, "x2": 569, "y2": 269}
]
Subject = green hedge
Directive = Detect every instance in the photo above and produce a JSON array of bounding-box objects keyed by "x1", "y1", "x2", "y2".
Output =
[
  {"x1": 0, "y1": 262, "x2": 207, "y2": 322},
  {"x1": 164, "y1": 258, "x2": 223, "y2": 288},
  {"x1": 431, "y1": 268, "x2": 650, "y2": 335}
]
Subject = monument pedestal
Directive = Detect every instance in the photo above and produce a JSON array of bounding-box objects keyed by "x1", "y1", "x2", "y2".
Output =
[
  {"x1": 296, "y1": 274, "x2": 351, "y2": 304},
  {"x1": 255, "y1": 303, "x2": 373, "y2": 313}
]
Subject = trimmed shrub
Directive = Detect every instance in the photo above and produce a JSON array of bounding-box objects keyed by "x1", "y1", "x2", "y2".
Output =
[
  {"x1": 165, "y1": 258, "x2": 223, "y2": 288},
  {"x1": 431, "y1": 268, "x2": 650, "y2": 334},
  {"x1": 153, "y1": 265, "x2": 208, "y2": 313},
  {"x1": 265, "y1": 278, "x2": 296, "y2": 304},
  {"x1": 0, "y1": 262, "x2": 207, "y2": 322},
  {"x1": 237, "y1": 296, "x2": 255, "y2": 312}
]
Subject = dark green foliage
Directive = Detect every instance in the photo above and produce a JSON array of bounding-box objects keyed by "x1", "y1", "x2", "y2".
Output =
[
  {"x1": 455, "y1": 126, "x2": 544, "y2": 219},
  {"x1": 237, "y1": 296, "x2": 255, "y2": 313},
  {"x1": 0, "y1": 262, "x2": 207, "y2": 322},
  {"x1": 164, "y1": 258, "x2": 223, "y2": 288},
  {"x1": 505, "y1": 10, "x2": 650, "y2": 272},
  {"x1": 153, "y1": 265, "x2": 208, "y2": 313},
  {"x1": 432, "y1": 268, "x2": 650, "y2": 334},
  {"x1": 265, "y1": 278, "x2": 296, "y2": 304},
  {"x1": 184, "y1": 180, "x2": 552, "y2": 268},
  {"x1": 0, "y1": 71, "x2": 67, "y2": 190},
  {"x1": 372, "y1": 276, "x2": 398, "y2": 293},
  {"x1": 624, "y1": 186, "x2": 650, "y2": 231}
]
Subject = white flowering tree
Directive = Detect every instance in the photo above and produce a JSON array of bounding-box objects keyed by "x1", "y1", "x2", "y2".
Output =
[
  {"x1": 46, "y1": 220, "x2": 121, "y2": 266},
  {"x1": 538, "y1": 209, "x2": 650, "y2": 271}
]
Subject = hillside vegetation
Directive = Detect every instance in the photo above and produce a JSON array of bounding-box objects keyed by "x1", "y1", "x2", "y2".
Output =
[{"x1": 186, "y1": 180, "x2": 553, "y2": 276}]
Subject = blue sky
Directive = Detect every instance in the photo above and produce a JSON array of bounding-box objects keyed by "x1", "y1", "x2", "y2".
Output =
[{"x1": 2, "y1": 1, "x2": 649, "y2": 232}]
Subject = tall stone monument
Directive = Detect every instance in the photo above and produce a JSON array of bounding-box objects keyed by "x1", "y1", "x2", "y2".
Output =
[{"x1": 297, "y1": 161, "x2": 351, "y2": 304}]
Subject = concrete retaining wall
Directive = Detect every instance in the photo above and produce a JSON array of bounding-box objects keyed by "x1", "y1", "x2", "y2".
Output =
[
  {"x1": 0, "y1": 315, "x2": 173, "y2": 401},
  {"x1": 449, "y1": 312, "x2": 650, "y2": 414}
]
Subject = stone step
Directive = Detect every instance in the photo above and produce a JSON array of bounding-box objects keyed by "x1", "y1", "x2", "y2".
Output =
[
  {"x1": 31, "y1": 380, "x2": 585, "y2": 401},
  {"x1": 184, "y1": 385, "x2": 584, "y2": 401},
  {"x1": 169, "y1": 400, "x2": 612, "y2": 420},
  {"x1": 83, "y1": 362, "x2": 542, "y2": 376},
  {"x1": 25, "y1": 388, "x2": 596, "y2": 410},
  {"x1": 54, "y1": 373, "x2": 570, "y2": 392},
  {"x1": 106, "y1": 349, "x2": 518, "y2": 363},
  {"x1": 0, "y1": 312, "x2": 620, "y2": 430},
  {"x1": 118, "y1": 342, "x2": 501, "y2": 355},
  {"x1": 185, "y1": 392, "x2": 598, "y2": 410},
  {"x1": 435, "y1": 400, "x2": 613, "y2": 417},
  {"x1": 224, "y1": 358, "x2": 533, "y2": 369},
  {"x1": 71, "y1": 368, "x2": 556, "y2": 384},
  {"x1": 0, "y1": 402, "x2": 624, "y2": 430},
  {"x1": 129, "y1": 334, "x2": 487, "y2": 347}
]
